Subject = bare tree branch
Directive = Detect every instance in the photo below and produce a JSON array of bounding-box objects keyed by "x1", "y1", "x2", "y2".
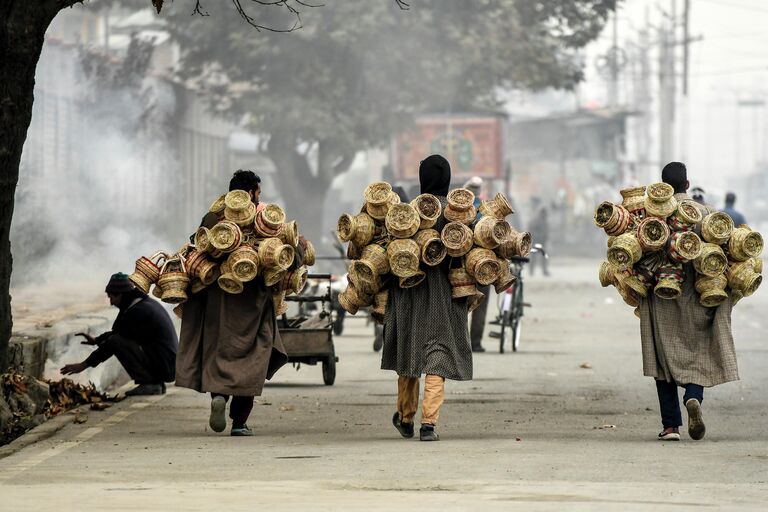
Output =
[
  {"x1": 394, "y1": 0, "x2": 410, "y2": 10},
  {"x1": 192, "y1": 0, "x2": 210, "y2": 17}
]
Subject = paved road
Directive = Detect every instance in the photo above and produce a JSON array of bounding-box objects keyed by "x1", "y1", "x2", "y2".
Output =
[{"x1": 2, "y1": 258, "x2": 767, "y2": 511}]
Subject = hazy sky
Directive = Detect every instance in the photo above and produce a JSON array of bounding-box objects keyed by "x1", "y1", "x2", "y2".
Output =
[{"x1": 581, "y1": 0, "x2": 768, "y2": 195}]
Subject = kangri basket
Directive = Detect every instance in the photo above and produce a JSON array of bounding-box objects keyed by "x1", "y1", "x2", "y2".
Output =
[
  {"x1": 447, "y1": 188, "x2": 475, "y2": 212},
  {"x1": 473, "y1": 217, "x2": 512, "y2": 250},
  {"x1": 493, "y1": 262, "x2": 517, "y2": 293},
  {"x1": 210, "y1": 221, "x2": 242, "y2": 253},
  {"x1": 654, "y1": 263, "x2": 684, "y2": 300},
  {"x1": 728, "y1": 226, "x2": 763, "y2": 261},
  {"x1": 185, "y1": 250, "x2": 218, "y2": 286},
  {"x1": 279, "y1": 220, "x2": 299, "y2": 248},
  {"x1": 694, "y1": 243, "x2": 728, "y2": 277},
  {"x1": 465, "y1": 248, "x2": 503, "y2": 286},
  {"x1": 668, "y1": 200, "x2": 703, "y2": 232},
  {"x1": 441, "y1": 222, "x2": 474, "y2": 257},
  {"x1": 263, "y1": 267, "x2": 286, "y2": 287},
  {"x1": 637, "y1": 217, "x2": 670, "y2": 252},
  {"x1": 414, "y1": 229, "x2": 446, "y2": 266},
  {"x1": 364, "y1": 182, "x2": 393, "y2": 220},
  {"x1": 701, "y1": 212, "x2": 734, "y2": 245},
  {"x1": 337, "y1": 212, "x2": 376, "y2": 247},
  {"x1": 227, "y1": 245, "x2": 260, "y2": 282},
  {"x1": 399, "y1": 270, "x2": 427, "y2": 289},
  {"x1": 386, "y1": 238, "x2": 420, "y2": 278},
  {"x1": 620, "y1": 186, "x2": 646, "y2": 216},
  {"x1": 411, "y1": 194, "x2": 442, "y2": 229},
  {"x1": 348, "y1": 261, "x2": 382, "y2": 295},
  {"x1": 496, "y1": 230, "x2": 532, "y2": 259},
  {"x1": 129, "y1": 251, "x2": 167, "y2": 294},
  {"x1": 257, "y1": 238, "x2": 295, "y2": 271},
  {"x1": 360, "y1": 244, "x2": 390, "y2": 275},
  {"x1": 224, "y1": 201, "x2": 256, "y2": 227},
  {"x1": 444, "y1": 204, "x2": 477, "y2": 225},
  {"x1": 209, "y1": 194, "x2": 226, "y2": 215},
  {"x1": 385, "y1": 203, "x2": 421, "y2": 238},
  {"x1": 478, "y1": 193, "x2": 514, "y2": 219},
  {"x1": 158, "y1": 255, "x2": 190, "y2": 304},
  {"x1": 727, "y1": 260, "x2": 762, "y2": 297},
  {"x1": 194, "y1": 227, "x2": 212, "y2": 253},
  {"x1": 448, "y1": 267, "x2": 477, "y2": 298},
  {"x1": 668, "y1": 231, "x2": 702, "y2": 263},
  {"x1": 607, "y1": 233, "x2": 642, "y2": 270},
  {"x1": 217, "y1": 261, "x2": 244, "y2": 294}
]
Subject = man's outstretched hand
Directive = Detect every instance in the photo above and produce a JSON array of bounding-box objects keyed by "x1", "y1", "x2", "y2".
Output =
[
  {"x1": 76, "y1": 332, "x2": 97, "y2": 345},
  {"x1": 60, "y1": 362, "x2": 88, "y2": 375}
]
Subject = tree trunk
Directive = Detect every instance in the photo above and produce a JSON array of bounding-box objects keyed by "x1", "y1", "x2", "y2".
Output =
[
  {"x1": 0, "y1": 1, "x2": 59, "y2": 370},
  {"x1": 266, "y1": 136, "x2": 329, "y2": 245}
]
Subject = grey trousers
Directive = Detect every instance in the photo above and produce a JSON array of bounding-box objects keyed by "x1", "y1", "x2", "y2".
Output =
[{"x1": 470, "y1": 284, "x2": 491, "y2": 349}]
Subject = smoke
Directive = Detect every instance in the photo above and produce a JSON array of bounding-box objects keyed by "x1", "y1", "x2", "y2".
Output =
[{"x1": 12, "y1": 39, "x2": 183, "y2": 306}]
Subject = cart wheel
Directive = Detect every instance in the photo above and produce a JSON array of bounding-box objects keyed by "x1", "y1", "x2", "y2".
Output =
[{"x1": 322, "y1": 357, "x2": 336, "y2": 385}]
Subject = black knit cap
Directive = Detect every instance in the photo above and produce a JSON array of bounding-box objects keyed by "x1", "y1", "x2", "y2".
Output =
[
  {"x1": 419, "y1": 154, "x2": 451, "y2": 196},
  {"x1": 661, "y1": 162, "x2": 688, "y2": 193},
  {"x1": 105, "y1": 272, "x2": 136, "y2": 294}
]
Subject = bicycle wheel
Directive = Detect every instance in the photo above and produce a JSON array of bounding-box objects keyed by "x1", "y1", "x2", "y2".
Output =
[
  {"x1": 498, "y1": 289, "x2": 514, "y2": 353},
  {"x1": 510, "y1": 280, "x2": 524, "y2": 352}
]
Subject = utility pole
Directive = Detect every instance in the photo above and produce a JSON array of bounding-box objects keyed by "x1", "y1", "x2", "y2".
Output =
[{"x1": 609, "y1": 11, "x2": 619, "y2": 107}]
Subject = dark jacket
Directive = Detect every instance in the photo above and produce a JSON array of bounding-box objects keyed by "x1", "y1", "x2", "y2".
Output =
[{"x1": 86, "y1": 296, "x2": 178, "y2": 380}]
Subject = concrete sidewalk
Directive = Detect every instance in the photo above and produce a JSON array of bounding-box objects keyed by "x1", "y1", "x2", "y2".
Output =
[{"x1": 1, "y1": 258, "x2": 767, "y2": 510}]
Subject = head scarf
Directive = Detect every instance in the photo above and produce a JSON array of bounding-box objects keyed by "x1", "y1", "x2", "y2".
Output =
[{"x1": 419, "y1": 154, "x2": 451, "y2": 197}]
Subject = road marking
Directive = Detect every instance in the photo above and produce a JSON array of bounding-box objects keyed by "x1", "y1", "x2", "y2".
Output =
[{"x1": 0, "y1": 389, "x2": 175, "y2": 482}]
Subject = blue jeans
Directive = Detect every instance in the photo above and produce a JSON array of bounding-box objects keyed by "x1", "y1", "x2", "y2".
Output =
[{"x1": 655, "y1": 379, "x2": 704, "y2": 428}]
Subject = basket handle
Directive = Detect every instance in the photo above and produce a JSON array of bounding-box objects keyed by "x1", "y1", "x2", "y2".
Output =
[{"x1": 150, "y1": 251, "x2": 169, "y2": 265}]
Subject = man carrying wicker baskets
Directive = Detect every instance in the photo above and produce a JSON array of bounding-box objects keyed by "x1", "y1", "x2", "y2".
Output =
[
  {"x1": 640, "y1": 162, "x2": 739, "y2": 442},
  {"x1": 176, "y1": 170, "x2": 290, "y2": 437},
  {"x1": 384, "y1": 155, "x2": 473, "y2": 442},
  {"x1": 61, "y1": 273, "x2": 178, "y2": 396}
]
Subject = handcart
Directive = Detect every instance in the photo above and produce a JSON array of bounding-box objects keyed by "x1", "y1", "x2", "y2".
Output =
[{"x1": 278, "y1": 273, "x2": 338, "y2": 385}]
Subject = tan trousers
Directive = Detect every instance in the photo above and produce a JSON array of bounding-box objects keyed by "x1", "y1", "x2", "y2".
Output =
[{"x1": 397, "y1": 375, "x2": 445, "y2": 425}]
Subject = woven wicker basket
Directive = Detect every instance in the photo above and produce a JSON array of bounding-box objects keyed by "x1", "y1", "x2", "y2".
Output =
[
  {"x1": 620, "y1": 186, "x2": 647, "y2": 216},
  {"x1": 227, "y1": 245, "x2": 260, "y2": 282},
  {"x1": 224, "y1": 190, "x2": 251, "y2": 212},
  {"x1": 448, "y1": 267, "x2": 477, "y2": 298},
  {"x1": 728, "y1": 226, "x2": 763, "y2": 262},
  {"x1": 496, "y1": 230, "x2": 533, "y2": 259},
  {"x1": 668, "y1": 200, "x2": 703, "y2": 232},
  {"x1": 607, "y1": 236, "x2": 617, "y2": 248},
  {"x1": 623, "y1": 275, "x2": 649, "y2": 298},
  {"x1": 750, "y1": 257, "x2": 763, "y2": 274},
  {"x1": 344, "y1": 281, "x2": 374, "y2": 308},
  {"x1": 441, "y1": 222, "x2": 474, "y2": 257},
  {"x1": 637, "y1": 217, "x2": 670, "y2": 252},
  {"x1": 447, "y1": 188, "x2": 475, "y2": 212},
  {"x1": 654, "y1": 263, "x2": 684, "y2": 300},
  {"x1": 617, "y1": 280, "x2": 641, "y2": 307},
  {"x1": 411, "y1": 194, "x2": 442, "y2": 229},
  {"x1": 473, "y1": 217, "x2": 511, "y2": 250},
  {"x1": 225, "y1": 201, "x2": 256, "y2": 227},
  {"x1": 302, "y1": 239, "x2": 316, "y2": 266},
  {"x1": 185, "y1": 250, "x2": 219, "y2": 286},
  {"x1": 701, "y1": 212, "x2": 734, "y2": 245},
  {"x1": 194, "y1": 227, "x2": 212, "y2": 253},
  {"x1": 347, "y1": 242, "x2": 363, "y2": 260},
  {"x1": 414, "y1": 229, "x2": 447, "y2": 266},
  {"x1": 727, "y1": 260, "x2": 762, "y2": 297},
  {"x1": 465, "y1": 248, "x2": 503, "y2": 286},
  {"x1": 158, "y1": 256, "x2": 190, "y2": 304},
  {"x1": 261, "y1": 204, "x2": 286, "y2": 229},
  {"x1": 129, "y1": 251, "x2": 166, "y2": 294},
  {"x1": 700, "y1": 287, "x2": 729, "y2": 307},
  {"x1": 349, "y1": 260, "x2": 382, "y2": 295},
  {"x1": 338, "y1": 287, "x2": 359, "y2": 315},
  {"x1": 151, "y1": 282, "x2": 164, "y2": 299},
  {"x1": 361, "y1": 244, "x2": 390, "y2": 275},
  {"x1": 444, "y1": 205, "x2": 477, "y2": 225},
  {"x1": 217, "y1": 261, "x2": 244, "y2": 294},
  {"x1": 364, "y1": 182, "x2": 394, "y2": 220},
  {"x1": 647, "y1": 182, "x2": 675, "y2": 202},
  {"x1": 262, "y1": 267, "x2": 285, "y2": 288},
  {"x1": 668, "y1": 231, "x2": 702, "y2": 263},
  {"x1": 386, "y1": 238, "x2": 420, "y2": 278},
  {"x1": 695, "y1": 273, "x2": 727, "y2": 294},
  {"x1": 399, "y1": 270, "x2": 426, "y2": 289},
  {"x1": 209, "y1": 194, "x2": 226, "y2": 214},
  {"x1": 386, "y1": 203, "x2": 421, "y2": 239},
  {"x1": 594, "y1": 202, "x2": 632, "y2": 236},
  {"x1": 273, "y1": 290, "x2": 288, "y2": 316},
  {"x1": 279, "y1": 220, "x2": 299, "y2": 248},
  {"x1": 493, "y1": 261, "x2": 517, "y2": 293},
  {"x1": 210, "y1": 221, "x2": 243, "y2": 253},
  {"x1": 338, "y1": 212, "x2": 376, "y2": 247},
  {"x1": 599, "y1": 261, "x2": 617, "y2": 287},
  {"x1": 607, "y1": 232, "x2": 642, "y2": 270},
  {"x1": 694, "y1": 243, "x2": 728, "y2": 277},
  {"x1": 644, "y1": 195, "x2": 678, "y2": 219},
  {"x1": 285, "y1": 266, "x2": 308, "y2": 295},
  {"x1": 258, "y1": 238, "x2": 295, "y2": 271},
  {"x1": 254, "y1": 212, "x2": 280, "y2": 237},
  {"x1": 478, "y1": 193, "x2": 514, "y2": 219}
]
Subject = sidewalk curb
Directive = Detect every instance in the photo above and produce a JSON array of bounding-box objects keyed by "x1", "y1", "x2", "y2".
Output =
[{"x1": 0, "y1": 411, "x2": 77, "y2": 461}]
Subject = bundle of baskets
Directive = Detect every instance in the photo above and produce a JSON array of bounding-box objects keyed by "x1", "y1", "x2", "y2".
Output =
[
  {"x1": 337, "y1": 182, "x2": 529, "y2": 323},
  {"x1": 594, "y1": 182, "x2": 763, "y2": 312},
  {"x1": 129, "y1": 190, "x2": 316, "y2": 317}
]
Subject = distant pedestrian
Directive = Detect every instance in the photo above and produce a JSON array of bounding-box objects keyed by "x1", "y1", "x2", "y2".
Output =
[
  {"x1": 464, "y1": 176, "x2": 488, "y2": 353},
  {"x1": 722, "y1": 192, "x2": 747, "y2": 227},
  {"x1": 639, "y1": 162, "x2": 738, "y2": 442},
  {"x1": 60, "y1": 273, "x2": 178, "y2": 396},
  {"x1": 690, "y1": 186, "x2": 706, "y2": 206},
  {"x1": 528, "y1": 197, "x2": 550, "y2": 276}
]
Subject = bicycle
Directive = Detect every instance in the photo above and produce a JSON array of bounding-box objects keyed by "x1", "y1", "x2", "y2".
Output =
[{"x1": 489, "y1": 244, "x2": 547, "y2": 353}]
